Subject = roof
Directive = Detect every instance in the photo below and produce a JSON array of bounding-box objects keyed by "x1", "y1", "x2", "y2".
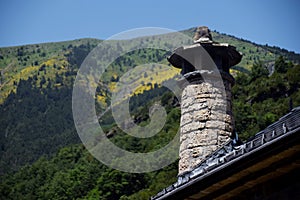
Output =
[{"x1": 151, "y1": 106, "x2": 300, "y2": 200}]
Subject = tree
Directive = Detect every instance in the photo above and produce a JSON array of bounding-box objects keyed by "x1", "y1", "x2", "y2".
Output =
[
  {"x1": 40, "y1": 76, "x2": 46, "y2": 87},
  {"x1": 250, "y1": 60, "x2": 269, "y2": 80},
  {"x1": 275, "y1": 56, "x2": 287, "y2": 73},
  {"x1": 55, "y1": 73, "x2": 63, "y2": 84},
  {"x1": 144, "y1": 72, "x2": 148, "y2": 78}
]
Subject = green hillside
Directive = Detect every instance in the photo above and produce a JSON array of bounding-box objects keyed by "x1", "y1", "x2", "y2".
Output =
[
  {"x1": 1, "y1": 28, "x2": 300, "y2": 104},
  {"x1": 1, "y1": 27, "x2": 300, "y2": 199},
  {"x1": 1, "y1": 60, "x2": 300, "y2": 199}
]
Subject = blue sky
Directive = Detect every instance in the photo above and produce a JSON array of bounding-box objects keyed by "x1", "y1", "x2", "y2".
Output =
[{"x1": 1, "y1": 0, "x2": 299, "y2": 53}]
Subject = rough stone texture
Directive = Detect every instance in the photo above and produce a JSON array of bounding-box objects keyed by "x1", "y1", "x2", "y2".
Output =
[{"x1": 178, "y1": 73, "x2": 234, "y2": 175}]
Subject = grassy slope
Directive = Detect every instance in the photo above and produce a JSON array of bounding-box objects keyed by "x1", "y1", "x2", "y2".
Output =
[{"x1": 0, "y1": 38, "x2": 100, "y2": 103}]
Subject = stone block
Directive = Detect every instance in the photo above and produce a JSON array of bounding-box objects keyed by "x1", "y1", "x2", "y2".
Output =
[
  {"x1": 180, "y1": 112, "x2": 193, "y2": 126},
  {"x1": 187, "y1": 102, "x2": 208, "y2": 112},
  {"x1": 205, "y1": 120, "x2": 225, "y2": 129},
  {"x1": 192, "y1": 146, "x2": 203, "y2": 158},
  {"x1": 181, "y1": 121, "x2": 206, "y2": 133},
  {"x1": 194, "y1": 109, "x2": 210, "y2": 121}
]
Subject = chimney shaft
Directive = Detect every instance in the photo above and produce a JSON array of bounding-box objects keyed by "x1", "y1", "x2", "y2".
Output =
[
  {"x1": 178, "y1": 71, "x2": 235, "y2": 175},
  {"x1": 168, "y1": 26, "x2": 242, "y2": 176}
]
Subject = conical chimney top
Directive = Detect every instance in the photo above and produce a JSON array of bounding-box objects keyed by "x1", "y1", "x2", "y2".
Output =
[{"x1": 193, "y1": 26, "x2": 213, "y2": 43}]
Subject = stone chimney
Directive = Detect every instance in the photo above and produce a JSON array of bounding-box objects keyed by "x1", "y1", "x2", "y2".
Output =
[{"x1": 168, "y1": 26, "x2": 242, "y2": 176}]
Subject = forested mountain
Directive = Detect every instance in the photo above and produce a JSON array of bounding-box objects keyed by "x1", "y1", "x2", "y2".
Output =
[{"x1": 0, "y1": 28, "x2": 300, "y2": 199}]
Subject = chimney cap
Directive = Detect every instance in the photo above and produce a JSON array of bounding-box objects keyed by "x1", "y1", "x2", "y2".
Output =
[{"x1": 193, "y1": 26, "x2": 213, "y2": 43}]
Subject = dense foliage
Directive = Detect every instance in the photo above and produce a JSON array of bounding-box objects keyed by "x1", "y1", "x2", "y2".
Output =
[
  {"x1": 233, "y1": 57, "x2": 300, "y2": 140},
  {"x1": 0, "y1": 89, "x2": 180, "y2": 200},
  {"x1": 0, "y1": 75, "x2": 79, "y2": 174}
]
